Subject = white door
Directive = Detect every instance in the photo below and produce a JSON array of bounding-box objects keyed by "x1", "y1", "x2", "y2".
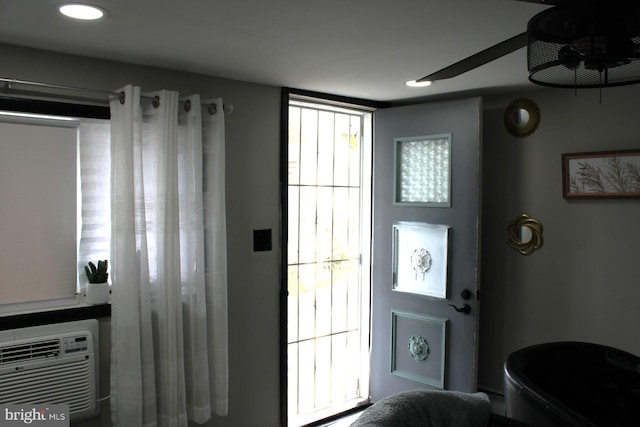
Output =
[{"x1": 370, "y1": 97, "x2": 482, "y2": 399}]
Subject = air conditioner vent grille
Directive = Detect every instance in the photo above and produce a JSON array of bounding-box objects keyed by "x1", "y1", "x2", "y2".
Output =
[
  {"x1": 0, "y1": 320, "x2": 99, "y2": 421},
  {"x1": 0, "y1": 339, "x2": 61, "y2": 365},
  {"x1": 0, "y1": 356, "x2": 94, "y2": 414}
]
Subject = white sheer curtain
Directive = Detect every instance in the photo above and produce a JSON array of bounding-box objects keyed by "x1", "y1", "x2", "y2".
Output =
[{"x1": 109, "y1": 85, "x2": 228, "y2": 427}]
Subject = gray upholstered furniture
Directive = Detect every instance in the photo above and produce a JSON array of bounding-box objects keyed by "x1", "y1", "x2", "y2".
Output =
[{"x1": 350, "y1": 389, "x2": 530, "y2": 427}]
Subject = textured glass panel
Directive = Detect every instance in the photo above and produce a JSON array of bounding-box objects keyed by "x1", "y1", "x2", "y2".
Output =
[{"x1": 396, "y1": 135, "x2": 450, "y2": 205}]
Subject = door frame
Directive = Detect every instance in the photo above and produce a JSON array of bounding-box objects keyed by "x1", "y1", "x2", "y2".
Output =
[{"x1": 279, "y1": 87, "x2": 389, "y2": 426}]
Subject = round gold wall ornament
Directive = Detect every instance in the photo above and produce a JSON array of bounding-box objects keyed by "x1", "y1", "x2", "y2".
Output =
[
  {"x1": 504, "y1": 98, "x2": 541, "y2": 138},
  {"x1": 507, "y1": 213, "x2": 543, "y2": 255}
]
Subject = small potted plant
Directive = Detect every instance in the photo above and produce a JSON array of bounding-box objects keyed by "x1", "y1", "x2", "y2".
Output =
[{"x1": 84, "y1": 260, "x2": 110, "y2": 304}]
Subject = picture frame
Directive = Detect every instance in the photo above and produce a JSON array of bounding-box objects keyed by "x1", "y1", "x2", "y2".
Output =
[
  {"x1": 393, "y1": 134, "x2": 451, "y2": 207},
  {"x1": 392, "y1": 222, "x2": 449, "y2": 299},
  {"x1": 562, "y1": 149, "x2": 640, "y2": 199},
  {"x1": 390, "y1": 310, "x2": 448, "y2": 389}
]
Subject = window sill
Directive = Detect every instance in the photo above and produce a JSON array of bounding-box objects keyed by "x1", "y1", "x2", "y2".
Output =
[{"x1": 0, "y1": 303, "x2": 110, "y2": 331}]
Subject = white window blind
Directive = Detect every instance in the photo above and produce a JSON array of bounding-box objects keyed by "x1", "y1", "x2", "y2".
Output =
[
  {"x1": 0, "y1": 119, "x2": 78, "y2": 305},
  {"x1": 0, "y1": 115, "x2": 110, "y2": 309}
]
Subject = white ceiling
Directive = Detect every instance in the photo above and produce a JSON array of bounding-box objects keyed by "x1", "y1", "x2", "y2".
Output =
[{"x1": 0, "y1": 0, "x2": 552, "y2": 103}]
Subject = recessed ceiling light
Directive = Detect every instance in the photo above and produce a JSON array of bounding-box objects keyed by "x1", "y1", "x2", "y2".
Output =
[
  {"x1": 405, "y1": 79, "x2": 432, "y2": 88},
  {"x1": 58, "y1": 3, "x2": 106, "y2": 20}
]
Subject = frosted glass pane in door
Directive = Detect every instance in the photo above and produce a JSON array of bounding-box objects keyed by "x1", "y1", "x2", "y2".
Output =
[{"x1": 395, "y1": 135, "x2": 451, "y2": 206}]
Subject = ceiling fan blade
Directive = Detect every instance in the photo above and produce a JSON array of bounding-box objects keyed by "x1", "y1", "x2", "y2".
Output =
[
  {"x1": 418, "y1": 32, "x2": 528, "y2": 82},
  {"x1": 512, "y1": 0, "x2": 561, "y2": 4}
]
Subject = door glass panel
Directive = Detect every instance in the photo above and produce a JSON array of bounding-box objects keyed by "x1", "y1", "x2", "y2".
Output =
[{"x1": 287, "y1": 99, "x2": 372, "y2": 426}]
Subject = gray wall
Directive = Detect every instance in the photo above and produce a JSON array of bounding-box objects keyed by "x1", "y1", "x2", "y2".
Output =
[
  {"x1": 0, "y1": 43, "x2": 282, "y2": 427},
  {"x1": 479, "y1": 87, "x2": 640, "y2": 392},
  {"x1": 4, "y1": 41, "x2": 640, "y2": 424}
]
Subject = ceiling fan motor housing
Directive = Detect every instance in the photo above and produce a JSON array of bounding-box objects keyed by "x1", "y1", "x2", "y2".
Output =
[{"x1": 527, "y1": 1, "x2": 640, "y2": 88}]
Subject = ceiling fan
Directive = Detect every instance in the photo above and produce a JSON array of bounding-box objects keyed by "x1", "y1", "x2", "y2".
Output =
[{"x1": 417, "y1": 0, "x2": 640, "y2": 89}]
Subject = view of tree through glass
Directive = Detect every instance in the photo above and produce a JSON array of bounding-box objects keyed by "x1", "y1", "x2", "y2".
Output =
[{"x1": 287, "y1": 100, "x2": 371, "y2": 426}]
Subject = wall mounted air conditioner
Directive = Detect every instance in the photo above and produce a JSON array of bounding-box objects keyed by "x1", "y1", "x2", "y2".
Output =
[{"x1": 0, "y1": 319, "x2": 100, "y2": 422}]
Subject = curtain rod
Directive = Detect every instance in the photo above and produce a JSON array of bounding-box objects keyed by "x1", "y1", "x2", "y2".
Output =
[{"x1": 0, "y1": 77, "x2": 233, "y2": 115}]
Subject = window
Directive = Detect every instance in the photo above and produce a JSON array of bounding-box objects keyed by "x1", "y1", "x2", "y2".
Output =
[
  {"x1": 0, "y1": 106, "x2": 110, "y2": 313},
  {"x1": 285, "y1": 97, "x2": 372, "y2": 426},
  {"x1": 77, "y1": 119, "x2": 111, "y2": 283}
]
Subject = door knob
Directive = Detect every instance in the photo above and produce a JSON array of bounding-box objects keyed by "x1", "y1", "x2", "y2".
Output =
[{"x1": 448, "y1": 303, "x2": 471, "y2": 315}]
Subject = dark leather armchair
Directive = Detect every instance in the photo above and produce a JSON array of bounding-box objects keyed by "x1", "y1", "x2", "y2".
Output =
[{"x1": 504, "y1": 341, "x2": 640, "y2": 427}]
